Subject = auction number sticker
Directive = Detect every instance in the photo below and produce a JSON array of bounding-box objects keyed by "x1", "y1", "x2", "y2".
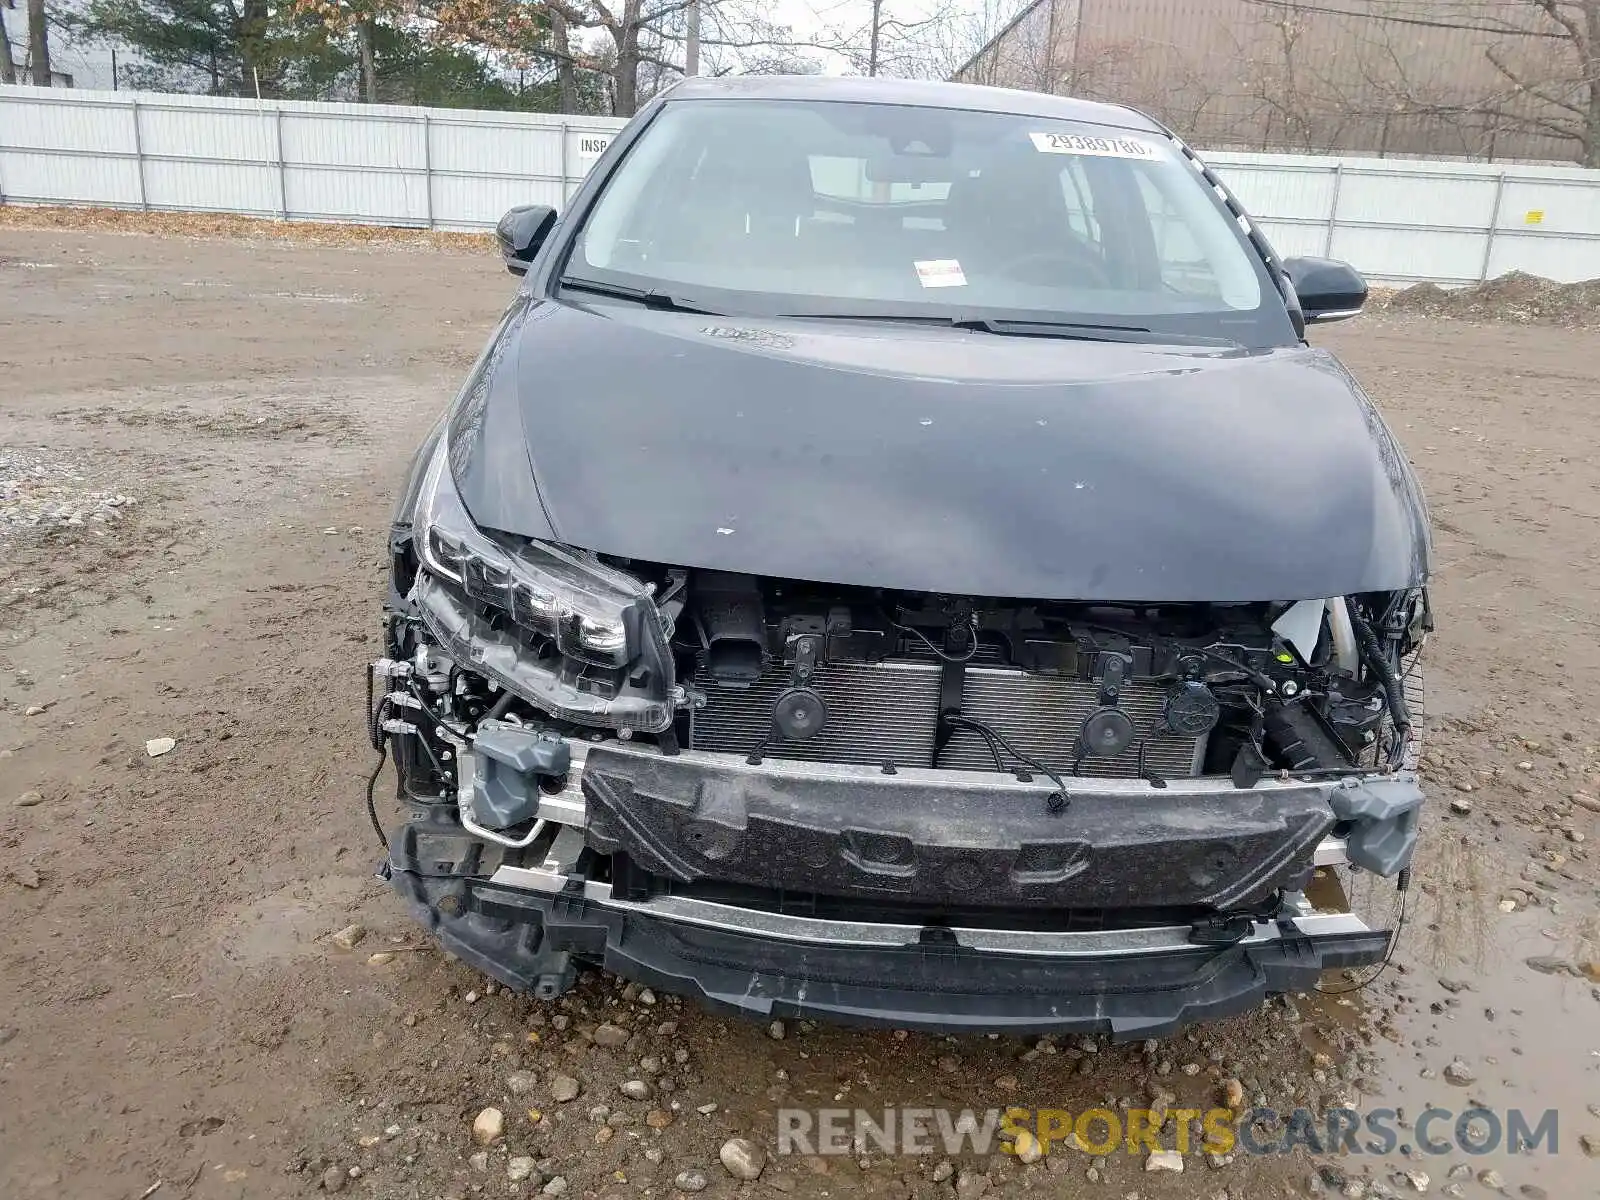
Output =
[{"x1": 1029, "y1": 131, "x2": 1158, "y2": 159}]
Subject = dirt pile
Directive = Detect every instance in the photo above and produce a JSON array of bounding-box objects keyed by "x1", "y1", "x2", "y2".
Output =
[{"x1": 1380, "y1": 271, "x2": 1600, "y2": 328}]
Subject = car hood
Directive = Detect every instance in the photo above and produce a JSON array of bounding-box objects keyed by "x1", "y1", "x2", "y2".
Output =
[{"x1": 450, "y1": 299, "x2": 1430, "y2": 602}]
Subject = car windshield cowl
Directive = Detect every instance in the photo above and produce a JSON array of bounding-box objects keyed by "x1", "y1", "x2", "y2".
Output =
[
  {"x1": 561, "y1": 97, "x2": 1300, "y2": 350},
  {"x1": 558, "y1": 269, "x2": 1252, "y2": 348}
]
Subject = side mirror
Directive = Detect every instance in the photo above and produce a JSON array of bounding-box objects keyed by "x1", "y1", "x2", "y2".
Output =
[
  {"x1": 1282, "y1": 256, "x2": 1368, "y2": 324},
  {"x1": 495, "y1": 205, "x2": 558, "y2": 275}
]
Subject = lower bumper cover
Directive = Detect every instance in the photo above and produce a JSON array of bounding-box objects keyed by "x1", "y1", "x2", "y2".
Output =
[
  {"x1": 389, "y1": 859, "x2": 1390, "y2": 1037},
  {"x1": 387, "y1": 741, "x2": 1415, "y2": 1037}
]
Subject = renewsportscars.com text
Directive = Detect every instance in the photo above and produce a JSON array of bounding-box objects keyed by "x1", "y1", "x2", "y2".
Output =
[{"x1": 776, "y1": 1106, "x2": 1561, "y2": 1158}]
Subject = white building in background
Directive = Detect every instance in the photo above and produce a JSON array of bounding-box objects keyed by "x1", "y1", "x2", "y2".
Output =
[{"x1": 1, "y1": 0, "x2": 123, "y2": 90}]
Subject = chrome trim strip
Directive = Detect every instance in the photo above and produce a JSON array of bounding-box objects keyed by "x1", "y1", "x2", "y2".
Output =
[
  {"x1": 485, "y1": 865, "x2": 1374, "y2": 954},
  {"x1": 955, "y1": 912, "x2": 1371, "y2": 956}
]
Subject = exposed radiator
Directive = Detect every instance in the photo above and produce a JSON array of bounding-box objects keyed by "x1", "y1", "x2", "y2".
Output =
[{"x1": 689, "y1": 660, "x2": 1205, "y2": 779}]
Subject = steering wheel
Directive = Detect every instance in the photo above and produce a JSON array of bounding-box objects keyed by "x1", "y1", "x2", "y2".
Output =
[{"x1": 990, "y1": 243, "x2": 1112, "y2": 288}]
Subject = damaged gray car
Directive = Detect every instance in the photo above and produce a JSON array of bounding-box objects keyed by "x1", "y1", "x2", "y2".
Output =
[{"x1": 368, "y1": 76, "x2": 1430, "y2": 1037}]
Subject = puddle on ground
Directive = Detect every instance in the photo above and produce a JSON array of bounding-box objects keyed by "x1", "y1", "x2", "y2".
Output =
[{"x1": 1303, "y1": 832, "x2": 1600, "y2": 1195}]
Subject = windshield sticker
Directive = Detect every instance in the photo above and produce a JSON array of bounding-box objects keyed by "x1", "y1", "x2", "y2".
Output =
[
  {"x1": 1029, "y1": 132, "x2": 1158, "y2": 159},
  {"x1": 915, "y1": 259, "x2": 967, "y2": 288}
]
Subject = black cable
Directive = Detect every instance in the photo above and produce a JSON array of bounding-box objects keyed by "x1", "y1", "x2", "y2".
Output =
[
  {"x1": 363, "y1": 666, "x2": 391, "y2": 850},
  {"x1": 947, "y1": 714, "x2": 1069, "y2": 813},
  {"x1": 943, "y1": 712, "x2": 1010, "y2": 776},
  {"x1": 412, "y1": 724, "x2": 445, "y2": 775},
  {"x1": 1135, "y1": 735, "x2": 1168, "y2": 788},
  {"x1": 1314, "y1": 868, "x2": 1410, "y2": 996},
  {"x1": 401, "y1": 679, "x2": 471, "y2": 742},
  {"x1": 366, "y1": 664, "x2": 384, "y2": 752},
  {"x1": 947, "y1": 715, "x2": 1025, "y2": 776},
  {"x1": 969, "y1": 722, "x2": 1009, "y2": 775},
  {"x1": 485, "y1": 688, "x2": 516, "y2": 721},
  {"x1": 1068, "y1": 621, "x2": 1282, "y2": 684},
  {"x1": 364, "y1": 741, "x2": 391, "y2": 851},
  {"x1": 883, "y1": 610, "x2": 980, "y2": 664}
]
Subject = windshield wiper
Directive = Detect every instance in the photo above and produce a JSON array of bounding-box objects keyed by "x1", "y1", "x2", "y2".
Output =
[
  {"x1": 776, "y1": 309, "x2": 1235, "y2": 347},
  {"x1": 948, "y1": 317, "x2": 1235, "y2": 346},
  {"x1": 560, "y1": 276, "x2": 722, "y2": 315},
  {"x1": 949, "y1": 316, "x2": 1147, "y2": 336}
]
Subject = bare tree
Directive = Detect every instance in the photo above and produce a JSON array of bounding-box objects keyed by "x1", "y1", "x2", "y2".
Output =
[
  {"x1": 1228, "y1": 3, "x2": 1375, "y2": 151},
  {"x1": 856, "y1": 0, "x2": 978, "y2": 76},
  {"x1": 950, "y1": 0, "x2": 1057, "y2": 89},
  {"x1": 1146, "y1": 42, "x2": 1256, "y2": 145},
  {"x1": 2, "y1": 0, "x2": 19, "y2": 85},
  {"x1": 756, "y1": 0, "x2": 971, "y2": 78},
  {"x1": 1244, "y1": 0, "x2": 1600, "y2": 166},
  {"x1": 1471, "y1": 0, "x2": 1597, "y2": 165},
  {"x1": 26, "y1": 0, "x2": 48, "y2": 83}
]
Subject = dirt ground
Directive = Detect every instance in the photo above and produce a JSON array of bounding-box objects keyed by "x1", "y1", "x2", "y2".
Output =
[{"x1": 1, "y1": 220, "x2": 1597, "y2": 1200}]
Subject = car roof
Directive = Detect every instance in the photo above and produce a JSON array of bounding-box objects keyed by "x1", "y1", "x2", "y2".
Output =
[{"x1": 664, "y1": 75, "x2": 1164, "y2": 133}]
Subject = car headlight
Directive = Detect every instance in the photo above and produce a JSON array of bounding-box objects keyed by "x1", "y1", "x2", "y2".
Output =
[{"x1": 410, "y1": 436, "x2": 675, "y2": 732}]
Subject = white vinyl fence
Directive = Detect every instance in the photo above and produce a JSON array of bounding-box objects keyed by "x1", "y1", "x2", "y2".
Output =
[
  {"x1": 0, "y1": 86, "x2": 625, "y2": 231},
  {"x1": 1205, "y1": 150, "x2": 1600, "y2": 286},
  {"x1": 3, "y1": 85, "x2": 1600, "y2": 285}
]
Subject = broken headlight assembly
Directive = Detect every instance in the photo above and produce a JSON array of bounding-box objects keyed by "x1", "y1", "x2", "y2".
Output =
[{"x1": 409, "y1": 436, "x2": 676, "y2": 732}]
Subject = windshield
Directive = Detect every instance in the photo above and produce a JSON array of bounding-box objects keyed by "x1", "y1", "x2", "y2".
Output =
[{"x1": 564, "y1": 98, "x2": 1296, "y2": 347}]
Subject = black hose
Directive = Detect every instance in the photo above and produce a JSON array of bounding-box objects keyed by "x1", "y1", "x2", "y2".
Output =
[
  {"x1": 1351, "y1": 613, "x2": 1412, "y2": 767},
  {"x1": 1197, "y1": 646, "x2": 1280, "y2": 693}
]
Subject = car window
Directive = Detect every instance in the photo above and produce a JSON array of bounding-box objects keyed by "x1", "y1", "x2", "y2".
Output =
[{"x1": 567, "y1": 98, "x2": 1292, "y2": 347}]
